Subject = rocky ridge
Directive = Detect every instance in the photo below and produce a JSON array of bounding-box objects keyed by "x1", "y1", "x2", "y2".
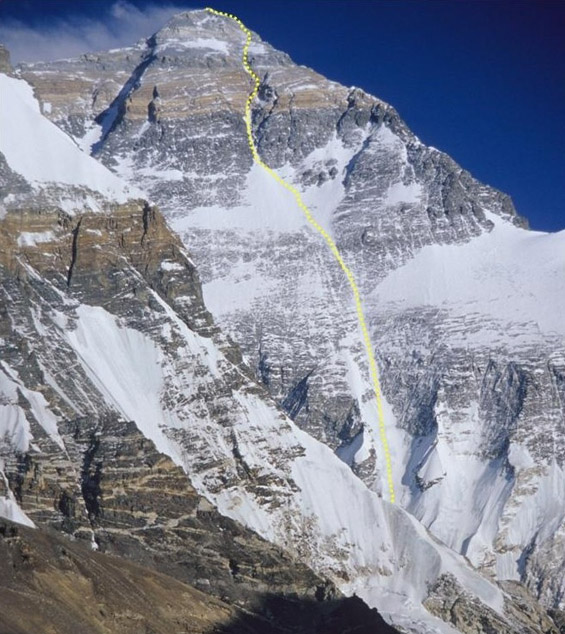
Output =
[{"x1": 0, "y1": 517, "x2": 398, "y2": 634}]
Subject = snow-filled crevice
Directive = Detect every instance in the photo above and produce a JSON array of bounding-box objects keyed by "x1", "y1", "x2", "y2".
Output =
[{"x1": 91, "y1": 34, "x2": 157, "y2": 156}]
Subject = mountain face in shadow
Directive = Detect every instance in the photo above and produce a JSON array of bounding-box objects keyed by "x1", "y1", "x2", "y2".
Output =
[{"x1": 213, "y1": 593, "x2": 399, "y2": 634}]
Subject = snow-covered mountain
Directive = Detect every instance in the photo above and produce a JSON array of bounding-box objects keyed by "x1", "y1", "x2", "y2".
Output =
[{"x1": 1, "y1": 8, "x2": 564, "y2": 633}]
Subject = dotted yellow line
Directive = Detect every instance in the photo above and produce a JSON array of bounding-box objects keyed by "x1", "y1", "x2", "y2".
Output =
[{"x1": 205, "y1": 7, "x2": 395, "y2": 504}]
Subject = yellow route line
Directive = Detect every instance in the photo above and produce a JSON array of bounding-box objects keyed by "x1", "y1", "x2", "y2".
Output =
[{"x1": 205, "y1": 7, "x2": 395, "y2": 503}]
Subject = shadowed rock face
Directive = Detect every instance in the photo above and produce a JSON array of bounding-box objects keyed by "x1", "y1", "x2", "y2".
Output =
[{"x1": 0, "y1": 518, "x2": 398, "y2": 634}]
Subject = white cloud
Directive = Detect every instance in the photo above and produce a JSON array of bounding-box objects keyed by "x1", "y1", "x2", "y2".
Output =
[{"x1": 0, "y1": 1, "x2": 194, "y2": 64}]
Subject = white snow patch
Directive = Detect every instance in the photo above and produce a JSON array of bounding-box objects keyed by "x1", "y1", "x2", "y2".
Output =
[
  {"x1": 0, "y1": 495, "x2": 35, "y2": 528},
  {"x1": 0, "y1": 370, "x2": 32, "y2": 453},
  {"x1": 56, "y1": 301, "x2": 223, "y2": 465},
  {"x1": 385, "y1": 181, "x2": 422, "y2": 205},
  {"x1": 176, "y1": 131, "x2": 367, "y2": 239},
  {"x1": 175, "y1": 162, "x2": 308, "y2": 233},
  {"x1": 248, "y1": 41, "x2": 267, "y2": 55},
  {"x1": 160, "y1": 260, "x2": 184, "y2": 272},
  {"x1": 0, "y1": 74, "x2": 136, "y2": 206},
  {"x1": 136, "y1": 166, "x2": 185, "y2": 181},
  {"x1": 78, "y1": 121, "x2": 104, "y2": 154},
  {"x1": 287, "y1": 131, "x2": 365, "y2": 238},
  {"x1": 158, "y1": 37, "x2": 228, "y2": 54},
  {"x1": 0, "y1": 362, "x2": 64, "y2": 451},
  {"x1": 0, "y1": 463, "x2": 35, "y2": 527},
  {"x1": 60, "y1": 304, "x2": 183, "y2": 463},
  {"x1": 17, "y1": 231, "x2": 56, "y2": 247}
]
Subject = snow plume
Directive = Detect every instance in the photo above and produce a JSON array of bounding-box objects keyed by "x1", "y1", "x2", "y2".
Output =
[{"x1": 0, "y1": 1, "x2": 194, "y2": 64}]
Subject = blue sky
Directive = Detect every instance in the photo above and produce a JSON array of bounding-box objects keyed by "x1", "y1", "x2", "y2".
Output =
[{"x1": 0, "y1": 0, "x2": 563, "y2": 231}]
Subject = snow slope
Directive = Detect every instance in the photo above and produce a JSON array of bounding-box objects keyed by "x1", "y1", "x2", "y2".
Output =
[
  {"x1": 0, "y1": 363, "x2": 59, "y2": 529},
  {"x1": 372, "y1": 214, "x2": 565, "y2": 338},
  {"x1": 0, "y1": 74, "x2": 138, "y2": 210}
]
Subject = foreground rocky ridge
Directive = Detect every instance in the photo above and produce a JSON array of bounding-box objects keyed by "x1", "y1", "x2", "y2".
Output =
[{"x1": 0, "y1": 518, "x2": 398, "y2": 634}]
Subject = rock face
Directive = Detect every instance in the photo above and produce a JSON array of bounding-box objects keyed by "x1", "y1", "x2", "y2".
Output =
[
  {"x1": 0, "y1": 194, "x2": 410, "y2": 630},
  {"x1": 19, "y1": 8, "x2": 565, "y2": 621},
  {"x1": 0, "y1": 45, "x2": 11, "y2": 74},
  {"x1": 1, "y1": 178, "x2": 530, "y2": 634},
  {"x1": 0, "y1": 518, "x2": 398, "y2": 634},
  {"x1": 0, "y1": 201, "x2": 334, "y2": 607}
]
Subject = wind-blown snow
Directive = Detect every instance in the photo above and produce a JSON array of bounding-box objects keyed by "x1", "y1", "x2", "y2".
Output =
[
  {"x1": 158, "y1": 37, "x2": 228, "y2": 54},
  {"x1": 0, "y1": 74, "x2": 137, "y2": 207}
]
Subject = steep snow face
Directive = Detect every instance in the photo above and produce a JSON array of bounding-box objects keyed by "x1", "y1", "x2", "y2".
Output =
[
  {"x1": 0, "y1": 364, "x2": 60, "y2": 529},
  {"x1": 0, "y1": 490, "x2": 34, "y2": 528},
  {"x1": 362, "y1": 216, "x2": 565, "y2": 594},
  {"x1": 23, "y1": 291, "x2": 504, "y2": 633},
  {"x1": 0, "y1": 362, "x2": 64, "y2": 452},
  {"x1": 0, "y1": 74, "x2": 138, "y2": 212}
]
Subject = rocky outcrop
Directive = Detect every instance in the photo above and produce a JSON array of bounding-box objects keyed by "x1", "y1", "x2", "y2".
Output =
[
  {"x1": 424, "y1": 574, "x2": 559, "y2": 634},
  {"x1": 0, "y1": 45, "x2": 12, "y2": 74},
  {"x1": 0, "y1": 518, "x2": 398, "y2": 634}
]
